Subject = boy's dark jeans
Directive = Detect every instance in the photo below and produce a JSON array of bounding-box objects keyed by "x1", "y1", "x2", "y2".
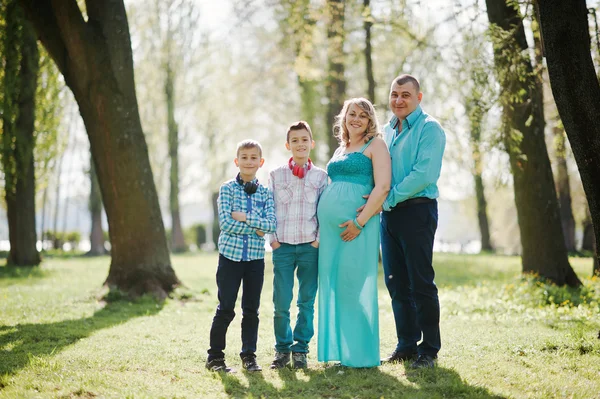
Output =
[{"x1": 207, "y1": 255, "x2": 265, "y2": 361}]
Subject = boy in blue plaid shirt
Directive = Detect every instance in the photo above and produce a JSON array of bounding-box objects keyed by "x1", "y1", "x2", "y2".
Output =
[{"x1": 206, "y1": 139, "x2": 277, "y2": 373}]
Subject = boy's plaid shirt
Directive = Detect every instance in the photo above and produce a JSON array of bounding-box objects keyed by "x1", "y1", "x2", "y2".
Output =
[
  {"x1": 218, "y1": 179, "x2": 276, "y2": 262},
  {"x1": 268, "y1": 164, "x2": 328, "y2": 245}
]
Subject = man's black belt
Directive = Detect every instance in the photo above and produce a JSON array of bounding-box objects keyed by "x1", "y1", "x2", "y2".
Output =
[{"x1": 390, "y1": 197, "x2": 434, "y2": 210}]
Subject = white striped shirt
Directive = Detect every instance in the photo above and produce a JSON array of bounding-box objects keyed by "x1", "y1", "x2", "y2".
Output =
[{"x1": 269, "y1": 164, "x2": 328, "y2": 245}]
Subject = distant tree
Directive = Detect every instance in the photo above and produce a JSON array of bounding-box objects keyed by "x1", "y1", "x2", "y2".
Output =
[
  {"x1": 87, "y1": 161, "x2": 106, "y2": 256},
  {"x1": 465, "y1": 64, "x2": 494, "y2": 252},
  {"x1": 363, "y1": 0, "x2": 375, "y2": 104},
  {"x1": 161, "y1": 0, "x2": 200, "y2": 253},
  {"x1": 552, "y1": 124, "x2": 576, "y2": 252},
  {"x1": 536, "y1": 1, "x2": 600, "y2": 275},
  {"x1": 273, "y1": 0, "x2": 324, "y2": 162},
  {"x1": 582, "y1": 209, "x2": 595, "y2": 252},
  {"x1": 35, "y1": 48, "x2": 65, "y2": 250},
  {"x1": 485, "y1": 0, "x2": 580, "y2": 286},
  {"x1": 19, "y1": 0, "x2": 179, "y2": 297},
  {"x1": 325, "y1": 0, "x2": 347, "y2": 157},
  {"x1": 1, "y1": 0, "x2": 40, "y2": 266}
]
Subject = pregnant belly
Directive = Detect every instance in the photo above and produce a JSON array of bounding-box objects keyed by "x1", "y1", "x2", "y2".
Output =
[{"x1": 317, "y1": 182, "x2": 371, "y2": 224}]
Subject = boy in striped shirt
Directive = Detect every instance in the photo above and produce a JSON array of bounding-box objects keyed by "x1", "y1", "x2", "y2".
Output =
[
  {"x1": 268, "y1": 121, "x2": 328, "y2": 369},
  {"x1": 206, "y1": 139, "x2": 277, "y2": 373}
]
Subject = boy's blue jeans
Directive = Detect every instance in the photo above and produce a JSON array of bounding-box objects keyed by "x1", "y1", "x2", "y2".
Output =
[
  {"x1": 381, "y1": 201, "x2": 441, "y2": 357},
  {"x1": 207, "y1": 254, "x2": 265, "y2": 361},
  {"x1": 272, "y1": 242, "x2": 318, "y2": 354}
]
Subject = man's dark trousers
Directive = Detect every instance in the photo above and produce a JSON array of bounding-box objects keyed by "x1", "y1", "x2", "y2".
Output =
[
  {"x1": 208, "y1": 254, "x2": 265, "y2": 361},
  {"x1": 381, "y1": 200, "x2": 441, "y2": 357}
]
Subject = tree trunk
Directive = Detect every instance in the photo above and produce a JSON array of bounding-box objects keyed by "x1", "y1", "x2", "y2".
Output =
[
  {"x1": 532, "y1": 12, "x2": 577, "y2": 254},
  {"x1": 1, "y1": 1, "x2": 41, "y2": 267},
  {"x1": 298, "y1": 77, "x2": 319, "y2": 148},
  {"x1": 466, "y1": 70, "x2": 493, "y2": 253},
  {"x1": 363, "y1": 0, "x2": 376, "y2": 105},
  {"x1": 537, "y1": 1, "x2": 600, "y2": 272},
  {"x1": 40, "y1": 186, "x2": 48, "y2": 251},
  {"x1": 474, "y1": 174, "x2": 493, "y2": 252},
  {"x1": 553, "y1": 126, "x2": 576, "y2": 252},
  {"x1": 87, "y1": 161, "x2": 106, "y2": 256},
  {"x1": 594, "y1": 247, "x2": 599, "y2": 276},
  {"x1": 325, "y1": 0, "x2": 346, "y2": 157},
  {"x1": 211, "y1": 191, "x2": 220, "y2": 250},
  {"x1": 19, "y1": 0, "x2": 179, "y2": 298},
  {"x1": 486, "y1": 0, "x2": 580, "y2": 286},
  {"x1": 166, "y1": 64, "x2": 187, "y2": 253},
  {"x1": 582, "y1": 209, "x2": 595, "y2": 252}
]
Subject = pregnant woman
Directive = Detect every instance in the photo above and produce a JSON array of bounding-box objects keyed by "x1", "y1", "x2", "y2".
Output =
[{"x1": 317, "y1": 98, "x2": 391, "y2": 368}]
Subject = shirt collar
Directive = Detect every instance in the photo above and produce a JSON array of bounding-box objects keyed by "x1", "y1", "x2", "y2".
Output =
[{"x1": 390, "y1": 104, "x2": 423, "y2": 131}]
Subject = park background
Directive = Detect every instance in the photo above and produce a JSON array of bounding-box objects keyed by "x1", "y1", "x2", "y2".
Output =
[{"x1": 1, "y1": 0, "x2": 600, "y2": 398}]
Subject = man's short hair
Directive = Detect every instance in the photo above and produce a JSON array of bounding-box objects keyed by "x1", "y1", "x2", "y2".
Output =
[
  {"x1": 393, "y1": 74, "x2": 421, "y2": 93},
  {"x1": 236, "y1": 139, "x2": 263, "y2": 157},
  {"x1": 286, "y1": 121, "x2": 313, "y2": 142}
]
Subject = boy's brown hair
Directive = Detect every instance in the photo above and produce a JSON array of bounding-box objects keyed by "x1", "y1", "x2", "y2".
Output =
[
  {"x1": 286, "y1": 121, "x2": 313, "y2": 142},
  {"x1": 236, "y1": 139, "x2": 263, "y2": 157}
]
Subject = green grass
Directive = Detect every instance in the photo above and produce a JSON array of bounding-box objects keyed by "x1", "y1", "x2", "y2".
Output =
[{"x1": 1, "y1": 253, "x2": 599, "y2": 398}]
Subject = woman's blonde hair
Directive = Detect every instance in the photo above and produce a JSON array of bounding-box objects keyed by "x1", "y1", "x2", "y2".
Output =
[{"x1": 333, "y1": 97, "x2": 381, "y2": 148}]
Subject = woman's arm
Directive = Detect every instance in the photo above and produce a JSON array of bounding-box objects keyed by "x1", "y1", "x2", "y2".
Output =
[{"x1": 356, "y1": 138, "x2": 391, "y2": 226}]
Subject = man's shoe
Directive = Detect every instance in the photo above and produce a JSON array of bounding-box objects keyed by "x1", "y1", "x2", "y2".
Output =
[
  {"x1": 270, "y1": 352, "x2": 291, "y2": 369},
  {"x1": 241, "y1": 355, "x2": 262, "y2": 372},
  {"x1": 381, "y1": 348, "x2": 417, "y2": 364},
  {"x1": 205, "y1": 358, "x2": 234, "y2": 373},
  {"x1": 410, "y1": 354, "x2": 436, "y2": 369},
  {"x1": 292, "y1": 352, "x2": 308, "y2": 369}
]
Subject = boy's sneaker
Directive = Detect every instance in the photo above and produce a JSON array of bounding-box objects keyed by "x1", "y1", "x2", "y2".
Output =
[
  {"x1": 241, "y1": 355, "x2": 262, "y2": 372},
  {"x1": 205, "y1": 358, "x2": 234, "y2": 373},
  {"x1": 292, "y1": 352, "x2": 308, "y2": 369},
  {"x1": 270, "y1": 352, "x2": 291, "y2": 369}
]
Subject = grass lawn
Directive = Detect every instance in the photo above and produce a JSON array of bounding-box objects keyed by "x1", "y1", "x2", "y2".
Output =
[{"x1": 1, "y1": 252, "x2": 599, "y2": 398}]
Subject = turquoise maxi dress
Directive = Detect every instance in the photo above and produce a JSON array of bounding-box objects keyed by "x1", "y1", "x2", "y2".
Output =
[{"x1": 317, "y1": 140, "x2": 380, "y2": 368}]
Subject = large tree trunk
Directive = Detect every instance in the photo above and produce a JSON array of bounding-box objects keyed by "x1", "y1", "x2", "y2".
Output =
[
  {"x1": 485, "y1": 0, "x2": 580, "y2": 286},
  {"x1": 87, "y1": 161, "x2": 106, "y2": 256},
  {"x1": 1, "y1": 1, "x2": 41, "y2": 267},
  {"x1": 363, "y1": 0, "x2": 375, "y2": 105},
  {"x1": 532, "y1": 13, "x2": 577, "y2": 254},
  {"x1": 20, "y1": 0, "x2": 179, "y2": 297},
  {"x1": 166, "y1": 64, "x2": 186, "y2": 253},
  {"x1": 537, "y1": 1, "x2": 600, "y2": 272},
  {"x1": 325, "y1": 0, "x2": 346, "y2": 157}
]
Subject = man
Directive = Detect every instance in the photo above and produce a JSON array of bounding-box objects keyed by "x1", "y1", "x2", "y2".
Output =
[{"x1": 379, "y1": 74, "x2": 446, "y2": 369}]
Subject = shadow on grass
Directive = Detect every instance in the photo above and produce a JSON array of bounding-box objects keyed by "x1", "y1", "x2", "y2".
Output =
[
  {"x1": 0, "y1": 298, "x2": 163, "y2": 385},
  {"x1": 0, "y1": 265, "x2": 53, "y2": 286},
  {"x1": 215, "y1": 364, "x2": 504, "y2": 398}
]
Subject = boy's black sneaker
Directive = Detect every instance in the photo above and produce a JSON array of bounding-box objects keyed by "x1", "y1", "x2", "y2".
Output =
[
  {"x1": 270, "y1": 352, "x2": 291, "y2": 369},
  {"x1": 241, "y1": 355, "x2": 262, "y2": 372},
  {"x1": 410, "y1": 354, "x2": 436, "y2": 369},
  {"x1": 205, "y1": 358, "x2": 234, "y2": 373},
  {"x1": 292, "y1": 352, "x2": 308, "y2": 369}
]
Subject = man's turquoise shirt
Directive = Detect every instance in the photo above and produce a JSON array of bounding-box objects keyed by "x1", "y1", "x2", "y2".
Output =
[{"x1": 382, "y1": 104, "x2": 446, "y2": 211}]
